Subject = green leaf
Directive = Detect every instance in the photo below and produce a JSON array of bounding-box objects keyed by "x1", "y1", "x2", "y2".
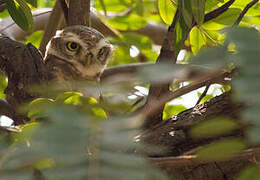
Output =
[
  {"x1": 135, "y1": 0, "x2": 144, "y2": 16},
  {"x1": 94, "y1": 0, "x2": 131, "y2": 12},
  {"x1": 163, "y1": 104, "x2": 187, "y2": 120},
  {"x1": 212, "y1": 8, "x2": 241, "y2": 25},
  {"x1": 197, "y1": 92, "x2": 214, "y2": 103},
  {"x1": 55, "y1": 92, "x2": 83, "y2": 103},
  {"x1": 232, "y1": 1, "x2": 260, "y2": 16},
  {"x1": 190, "y1": 117, "x2": 239, "y2": 138},
  {"x1": 25, "y1": 30, "x2": 44, "y2": 48},
  {"x1": 174, "y1": 15, "x2": 190, "y2": 55},
  {"x1": 0, "y1": 73, "x2": 8, "y2": 98},
  {"x1": 181, "y1": 0, "x2": 193, "y2": 27},
  {"x1": 190, "y1": 26, "x2": 207, "y2": 54},
  {"x1": 27, "y1": 98, "x2": 54, "y2": 119},
  {"x1": 205, "y1": 0, "x2": 219, "y2": 12},
  {"x1": 158, "y1": 0, "x2": 177, "y2": 25},
  {"x1": 196, "y1": 138, "x2": 246, "y2": 161},
  {"x1": 191, "y1": 0, "x2": 205, "y2": 25},
  {"x1": 6, "y1": 0, "x2": 34, "y2": 31},
  {"x1": 98, "y1": 0, "x2": 107, "y2": 15},
  {"x1": 0, "y1": 9, "x2": 10, "y2": 18},
  {"x1": 238, "y1": 165, "x2": 260, "y2": 180},
  {"x1": 25, "y1": 0, "x2": 37, "y2": 7},
  {"x1": 108, "y1": 14, "x2": 147, "y2": 30}
]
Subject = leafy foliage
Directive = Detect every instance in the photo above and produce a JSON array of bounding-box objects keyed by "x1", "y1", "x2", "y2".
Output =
[
  {"x1": 5, "y1": 0, "x2": 34, "y2": 31},
  {"x1": 0, "y1": 0, "x2": 260, "y2": 179}
]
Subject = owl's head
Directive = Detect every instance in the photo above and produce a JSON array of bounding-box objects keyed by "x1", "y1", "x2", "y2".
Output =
[{"x1": 44, "y1": 25, "x2": 112, "y2": 80}]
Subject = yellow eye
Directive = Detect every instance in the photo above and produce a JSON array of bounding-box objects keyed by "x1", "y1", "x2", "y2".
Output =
[{"x1": 66, "y1": 42, "x2": 79, "y2": 51}]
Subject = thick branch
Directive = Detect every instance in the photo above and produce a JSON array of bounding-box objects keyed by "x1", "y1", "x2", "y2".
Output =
[
  {"x1": 140, "y1": 9, "x2": 180, "y2": 129},
  {"x1": 0, "y1": 36, "x2": 48, "y2": 124},
  {"x1": 137, "y1": 92, "x2": 244, "y2": 156},
  {"x1": 148, "y1": 147, "x2": 259, "y2": 179},
  {"x1": 68, "y1": 0, "x2": 90, "y2": 26}
]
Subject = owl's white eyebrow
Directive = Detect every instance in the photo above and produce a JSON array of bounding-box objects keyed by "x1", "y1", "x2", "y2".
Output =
[{"x1": 60, "y1": 32, "x2": 86, "y2": 49}]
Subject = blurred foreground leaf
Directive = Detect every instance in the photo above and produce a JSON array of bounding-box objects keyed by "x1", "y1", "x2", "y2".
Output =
[
  {"x1": 196, "y1": 138, "x2": 246, "y2": 161},
  {"x1": 190, "y1": 117, "x2": 239, "y2": 138}
]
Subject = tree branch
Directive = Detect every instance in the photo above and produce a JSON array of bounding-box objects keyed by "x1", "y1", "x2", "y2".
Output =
[
  {"x1": 134, "y1": 69, "x2": 233, "y2": 129},
  {"x1": 0, "y1": 36, "x2": 48, "y2": 124},
  {"x1": 137, "y1": 91, "x2": 244, "y2": 156},
  {"x1": 0, "y1": 9, "x2": 162, "y2": 44},
  {"x1": 149, "y1": 147, "x2": 260, "y2": 167},
  {"x1": 196, "y1": 83, "x2": 210, "y2": 105},
  {"x1": 39, "y1": 1, "x2": 64, "y2": 54},
  {"x1": 233, "y1": 0, "x2": 259, "y2": 26},
  {"x1": 139, "y1": 9, "x2": 181, "y2": 129},
  {"x1": 68, "y1": 0, "x2": 90, "y2": 26},
  {"x1": 204, "y1": 0, "x2": 236, "y2": 23},
  {"x1": 59, "y1": 0, "x2": 69, "y2": 24}
]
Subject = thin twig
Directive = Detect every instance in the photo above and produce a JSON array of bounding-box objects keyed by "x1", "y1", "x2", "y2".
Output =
[
  {"x1": 138, "y1": 70, "x2": 231, "y2": 123},
  {"x1": 233, "y1": 0, "x2": 259, "y2": 27},
  {"x1": 204, "y1": 0, "x2": 236, "y2": 23},
  {"x1": 196, "y1": 83, "x2": 211, "y2": 105},
  {"x1": 149, "y1": 147, "x2": 260, "y2": 167}
]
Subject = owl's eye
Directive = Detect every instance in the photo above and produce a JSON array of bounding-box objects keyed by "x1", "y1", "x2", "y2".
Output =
[{"x1": 66, "y1": 42, "x2": 79, "y2": 51}]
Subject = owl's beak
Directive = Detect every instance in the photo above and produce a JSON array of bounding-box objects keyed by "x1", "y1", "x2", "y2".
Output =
[{"x1": 80, "y1": 53, "x2": 93, "y2": 66}]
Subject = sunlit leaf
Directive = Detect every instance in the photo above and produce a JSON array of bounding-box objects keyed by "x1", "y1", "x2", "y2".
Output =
[
  {"x1": 94, "y1": 0, "x2": 132, "y2": 12},
  {"x1": 25, "y1": 0, "x2": 37, "y2": 7},
  {"x1": 190, "y1": 26, "x2": 207, "y2": 54},
  {"x1": 197, "y1": 92, "x2": 214, "y2": 103},
  {"x1": 163, "y1": 104, "x2": 187, "y2": 120},
  {"x1": 212, "y1": 8, "x2": 241, "y2": 25},
  {"x1": 6, "y1": 0, "x2": 34, "y2": 31},
  {"x1": 196, "y1": 138, "x2": 246, "y2": 161},
  {"x1": 55, "y1": 92, "x2": 83, "y2": 103},
  {"x1": 190, "y1": 117, "x2": 239, "y2": 138},
  {"x1": 0, "y1": 9, "x2": 10, "y2": 18},
  {"x1": 98, "y1": 0, "x2": 107, "y2": 15},
  {"x1": 27, "y1": 98, "x2": 54, "y2": 119},
  {"x1": 158, "y1": 0, "x2": 176, "y2": 25},
  {"x1": 108, "y1": 14, "x2": 147, "y2": 30},
  {"x1": 25, "y1": 30, "x2": 44, "y2": 48}
]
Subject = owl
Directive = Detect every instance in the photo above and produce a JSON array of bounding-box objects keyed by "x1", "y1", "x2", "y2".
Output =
[{"x1": 44, "y1": 25, "x2": 112, "y2": 82}]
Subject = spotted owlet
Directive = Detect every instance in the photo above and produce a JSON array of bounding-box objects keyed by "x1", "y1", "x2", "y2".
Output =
[{"x1": 44, "y1": 25, "x2": 111, "y2": 82}]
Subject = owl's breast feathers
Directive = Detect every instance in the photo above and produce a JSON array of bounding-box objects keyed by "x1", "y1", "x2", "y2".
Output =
[{"x1": 44, "y1": 54, "x2": 100, "y2": 82}]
